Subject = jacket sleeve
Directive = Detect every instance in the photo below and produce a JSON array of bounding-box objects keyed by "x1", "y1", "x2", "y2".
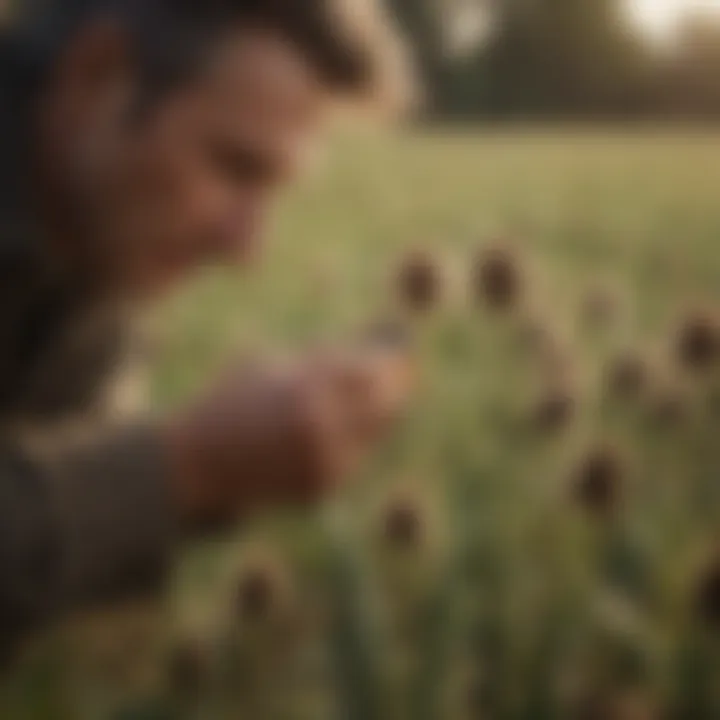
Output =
[{"x1": 0, "y1": 424, "x2": 176, "y2": 663}]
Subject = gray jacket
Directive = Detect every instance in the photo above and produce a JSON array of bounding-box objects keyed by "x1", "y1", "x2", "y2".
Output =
[{"x1": 0, "y1": 32, "x2": 174, "y2": 662}]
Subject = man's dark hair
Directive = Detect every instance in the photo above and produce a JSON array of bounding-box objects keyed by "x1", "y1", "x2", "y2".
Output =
[{"x1": 7, "y1": 0, "x2": 410, "y2": 111}]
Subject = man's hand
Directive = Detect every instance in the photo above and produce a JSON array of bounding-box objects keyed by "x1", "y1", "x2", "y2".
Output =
[{"x1": 163, "y1": 348, "x2": 414, "y2": 529}]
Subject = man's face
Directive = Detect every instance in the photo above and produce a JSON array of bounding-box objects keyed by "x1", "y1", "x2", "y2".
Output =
[{"x1": 41, "y1": 28, "x2": 328, "y2": 299}]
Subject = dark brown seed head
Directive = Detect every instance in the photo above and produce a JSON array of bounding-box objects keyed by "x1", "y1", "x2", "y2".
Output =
[
  {"x1": 606, "y1": 353, "x2": 649, "y2": 401},
  {"x1": 236, "y1": 563, "x2": 283, "y2": 623},
  {"x1": 675, "y1": 310, "x2": 720, "y2": 373},
  {"x1": 573, "y1": 446, "x2": 624, "y2": 518},
  {"x1": 383, "y1": 498, "x2": 425, "y2": 549},
  {"x1": 532, "y1": 387, "x2": 576, "y2": 433},
  {"x1": 473, "y1": 245, "x2": 522, "y2": 311},
  {"x1": 694, "y1": 554, "x2": 720, "y2": 628},
  {"x1": 647, "y1": 382, "x2": 688, "y2": 429},
  {"x1": 397, "y1": 250, "x2": 442, "y2": 312}
]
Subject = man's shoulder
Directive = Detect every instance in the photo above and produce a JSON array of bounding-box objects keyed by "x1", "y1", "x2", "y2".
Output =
[{"x1": 0, "y1": 265, "x2": 149, "y2": 426}]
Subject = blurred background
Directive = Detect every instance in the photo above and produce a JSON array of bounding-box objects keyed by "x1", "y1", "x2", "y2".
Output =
[
  {"x1": 4, "y1": 1, "x2": 720, "y2": 719},
  {"x1": 395, "y1": 0, "x2": 720, "y2": 122}
]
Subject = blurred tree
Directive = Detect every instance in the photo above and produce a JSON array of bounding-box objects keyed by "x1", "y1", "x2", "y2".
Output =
[
  {"x1": 477, "y1": 0, "x2": 652, "y2": 119},
  {"x1": 389, "y1": 0, "x2": 448, "y2": 116},
  {"x1": 390, "y1": 0, "x2": 720, "y2": 122},
  {"x1": 664, "y1": 13, "x2": 720, "y2": 120}
]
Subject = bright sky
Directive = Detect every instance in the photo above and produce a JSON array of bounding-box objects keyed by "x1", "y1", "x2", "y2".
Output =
[{"x1": 626, "y1": 0, "x2": 720, "y2": 38}]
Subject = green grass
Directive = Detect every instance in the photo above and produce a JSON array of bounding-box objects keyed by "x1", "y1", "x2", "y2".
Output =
[
  {"x1": 154, "y1": 129, "x2": 720, "y2": 401},
  {"x1": 9, "y1": 129, "x2": 720, "y2": 719}
]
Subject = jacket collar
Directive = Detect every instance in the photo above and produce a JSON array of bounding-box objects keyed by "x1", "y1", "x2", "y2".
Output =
[
  {"x1": 0, "y1": 32, "x2": 44, "y2": 264},
  {"x1": 0, "y1": 33, "x2": 92, "y2": 302}
]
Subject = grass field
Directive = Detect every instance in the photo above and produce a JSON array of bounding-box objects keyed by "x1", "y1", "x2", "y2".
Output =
[
  {"x1": 156, "y1": 129, "x2": 720, "y2": 406},
  {"x1": 8, "y1": 130, "x2": 720, "y2": 719}
]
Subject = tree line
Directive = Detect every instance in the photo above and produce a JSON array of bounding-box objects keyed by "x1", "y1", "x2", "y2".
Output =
[{"x1": 391, "y1": 0, "x2": 720, "y2": 121}]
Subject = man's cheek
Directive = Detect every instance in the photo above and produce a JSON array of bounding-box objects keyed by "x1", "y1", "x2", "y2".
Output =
[{"x1": 222, "y1": 200, "x2": 271, "y2": 265}]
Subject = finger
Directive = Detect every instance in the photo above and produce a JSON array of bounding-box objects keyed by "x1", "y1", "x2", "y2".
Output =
[
  {"x1": 320, "y1": 350, "x2": 415, "y2": 444},
  {"x1": 363, "y1": 346, "x2": 416, "y2": 417},
  {"x1": 289, "y1": 372, "x2": 358, "y2": 499}
]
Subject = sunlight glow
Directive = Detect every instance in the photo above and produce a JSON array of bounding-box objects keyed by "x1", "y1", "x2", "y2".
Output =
[{"x1": 626, "y1": 0, "x2": 720, "y2": 38}]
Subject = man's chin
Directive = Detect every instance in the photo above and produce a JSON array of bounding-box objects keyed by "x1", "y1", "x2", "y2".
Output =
[
  {"x1": 126, "y1": 265, "x2": 195, "y2": 304},
  {"x1": 228, "y1": 233, "x2": 264, "y2": 266},
  {"x1": 127, "y1": 249, "x2": 260, "y2": 302}
]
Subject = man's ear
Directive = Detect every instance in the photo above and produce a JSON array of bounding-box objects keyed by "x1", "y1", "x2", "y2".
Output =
[{"x1": 45, "y1": 17, "x2": 135, "y2": 136}]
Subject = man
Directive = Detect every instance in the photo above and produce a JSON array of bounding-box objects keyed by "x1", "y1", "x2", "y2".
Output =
[{"x1": 0, "y1": 0, "x2": 412, "y2": 662}]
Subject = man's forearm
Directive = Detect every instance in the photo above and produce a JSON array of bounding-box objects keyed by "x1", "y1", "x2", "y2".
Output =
[
  {"x1": 0, "y1": 424, "x2": 176, "y2": 661},
  {"x1": 47, "y1": 423, "x2": 176, "y2": 607}
]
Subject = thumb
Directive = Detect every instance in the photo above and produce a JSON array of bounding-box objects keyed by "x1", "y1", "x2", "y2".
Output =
[{"x1": 328, "y1": 347, "x2": 415, "y2": 443}]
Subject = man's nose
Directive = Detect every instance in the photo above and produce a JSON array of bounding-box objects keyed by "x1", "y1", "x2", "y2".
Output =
[{"x1": 207, "y1": 205, "x2": 267, "y2": 264}]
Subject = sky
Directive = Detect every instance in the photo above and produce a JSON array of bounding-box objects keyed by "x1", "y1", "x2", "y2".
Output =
[{"x1": 626, "y1": 0, "x2": 720, "y2": 38}]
